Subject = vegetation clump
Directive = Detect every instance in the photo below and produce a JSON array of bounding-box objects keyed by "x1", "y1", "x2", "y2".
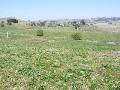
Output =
[
  {"x1": 71, "y1": 32, "x2": 82, "y2": 40},
  {"x1": 0, "y1": 21, "x2": 5, "y2": 27},
  {"x1": 7, "y1": 19, "x2": 18, "y2": 25},
  {"x1": 80, "y1": 19, "x2": 86, "y2": 25},
  {"x1": 37, "y1": 29, "x2": 43, "y2": 36}
]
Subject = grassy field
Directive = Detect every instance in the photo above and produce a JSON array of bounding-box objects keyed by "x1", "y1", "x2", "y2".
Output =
[{"x1": 0, "y1": 26, "x2": 120, "y2": 90}]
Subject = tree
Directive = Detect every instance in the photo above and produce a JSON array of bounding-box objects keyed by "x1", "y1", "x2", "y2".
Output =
[
  {"x1": 0, "y1": 21, "x2": 5, "y2": 27},
  {"x1": 7, "y1": 19, "x2": 18, "y2": 25},
  {"x1": 72, "y1": 21, "x2": 77, "y2": 26},
  {"x1": 30, "y1": 22, "x2": 36, "y2": 26},
  {"x1": 7, "y1": 19, "x2": 12, "y2": 25},
  {"x1": 40, "y1": 21, "x2": 46, "y2": 27},
  {"x1": 80, "y1": 19, "x2": 86, "y2": 25}
]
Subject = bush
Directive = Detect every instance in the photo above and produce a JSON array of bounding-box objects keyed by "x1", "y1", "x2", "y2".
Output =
[
  {"x1": 37, "y1": 29, "x2": 43, "y2": 36},
  {"x1": 0, "y1": 21, "x2": 5, "y2": 27},
  {"x1": 80, "y1": 19, "x2": 86, "y2": 25},
  {"x1": 71, "y1": 32, "x2": 82, "y2": 40}
]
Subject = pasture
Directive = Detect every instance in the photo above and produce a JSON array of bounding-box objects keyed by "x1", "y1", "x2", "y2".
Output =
[{"x1": 0, "y1": 26, "x2": 120, "y2": 90}]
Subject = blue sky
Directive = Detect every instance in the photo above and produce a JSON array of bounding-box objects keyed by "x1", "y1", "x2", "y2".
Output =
[{"x1": 0, "y1": 0, "x2": 120, "y2": 20}]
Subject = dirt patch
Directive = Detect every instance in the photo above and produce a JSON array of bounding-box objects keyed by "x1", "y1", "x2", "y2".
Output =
[
  {"x1": 0, "y1": 37, "x2": 10, "y2": 40},
  {"x1": 95, "y1": 69, "x2": 120, "y2": 76}
]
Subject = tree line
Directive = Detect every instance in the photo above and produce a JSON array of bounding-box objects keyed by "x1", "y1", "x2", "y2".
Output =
[{"x1": 0, "y1": 18, "x2": 18, "y2": 27}]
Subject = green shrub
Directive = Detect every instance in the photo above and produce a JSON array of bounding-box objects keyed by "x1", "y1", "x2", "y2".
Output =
[
  {"x1": 0, "y1": 21, "x2": 5, "y2": 27},
  {"x1": 71, "y1": 32, "x2": 82, "y2": 40},
  {"x1": 37, "y1": 29, "x2": 43, "y2": 36}
]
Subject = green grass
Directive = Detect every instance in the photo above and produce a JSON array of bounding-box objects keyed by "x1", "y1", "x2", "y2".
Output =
[{"x1": 0, "y1": 26, "x2": 120, "y2": 90}]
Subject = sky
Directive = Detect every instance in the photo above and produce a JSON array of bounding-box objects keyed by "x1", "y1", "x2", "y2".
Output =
[{"x1": 0, "y1": 0, "x2": 120, "y2": 20}]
